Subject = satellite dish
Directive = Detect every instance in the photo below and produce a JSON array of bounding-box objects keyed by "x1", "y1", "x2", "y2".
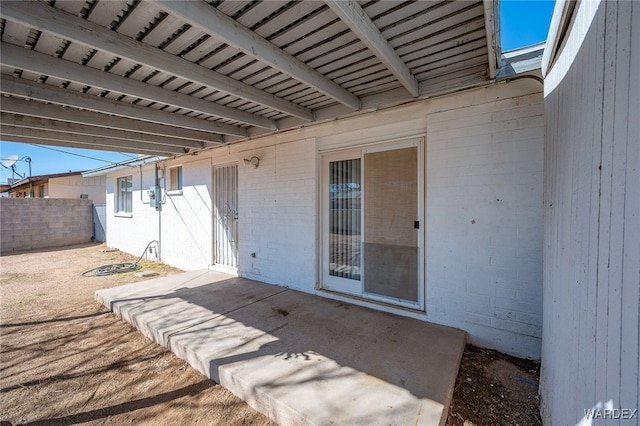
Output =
[{"x1": 1, "y1": 155, "x2": 18, "y2": 168}]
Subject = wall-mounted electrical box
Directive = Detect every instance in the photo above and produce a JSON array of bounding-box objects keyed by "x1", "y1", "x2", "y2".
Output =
[{"x1": 148, "y1": 185, "x2": 161, "y2": 209}]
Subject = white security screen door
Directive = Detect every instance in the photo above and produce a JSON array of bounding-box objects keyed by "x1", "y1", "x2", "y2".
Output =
[
  {"x1": 321, "y1": 140, "x2": 424, "y2": 309},
  {"x1": 213, "y1": 164, "x2": 238, "y2": 269}
]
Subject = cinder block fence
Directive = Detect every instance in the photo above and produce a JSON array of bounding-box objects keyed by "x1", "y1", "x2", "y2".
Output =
[{"x1": 0, "y1": 198, "x2": 93, "y2": 253}]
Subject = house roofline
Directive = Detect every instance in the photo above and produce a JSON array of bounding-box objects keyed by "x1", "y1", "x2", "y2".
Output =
[
  {"x1": 82, "y1": 155, "x2": 164, "y2": 177},
  {"x1": 6, "y1": 171, "x2": 83, "y2": 191},
  {"x1": 496, "y1": 42, "x2": 546, "y2": 80}
]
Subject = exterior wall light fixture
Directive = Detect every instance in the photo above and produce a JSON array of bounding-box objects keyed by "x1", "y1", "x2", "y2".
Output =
[{"x1": 243, "y1": 156, "x2": 260, "y2": 168}]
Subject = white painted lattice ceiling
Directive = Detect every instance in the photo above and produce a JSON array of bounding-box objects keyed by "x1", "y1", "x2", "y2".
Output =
[{"x1": 0, "y1": 0, "x2": 500, "y2": 156}]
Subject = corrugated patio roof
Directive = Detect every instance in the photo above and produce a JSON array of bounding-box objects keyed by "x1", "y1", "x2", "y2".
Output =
[{"x1": 0, "y1": 0, "x2": 538, "y2": 157}]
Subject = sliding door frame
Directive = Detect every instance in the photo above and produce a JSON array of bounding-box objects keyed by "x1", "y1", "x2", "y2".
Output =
[{"x1": 319, "y1": 138, "x2": 425, "y2": 311}]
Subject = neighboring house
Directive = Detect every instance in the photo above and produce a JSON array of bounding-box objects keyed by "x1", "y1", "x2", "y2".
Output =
[
  {"x1": 4, "y1": 172, "x2": 106, "y2": 203},
  {"x1": 3, "y1": 0, "x2": 638, "y2": 423}
]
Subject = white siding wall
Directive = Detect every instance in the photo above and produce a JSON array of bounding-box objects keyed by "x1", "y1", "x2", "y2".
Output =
[
  {"x1": 106, "y1": 80, "x2": 545, "y2": 359},
  {"x1": 541, "y1": 0, "x2": 640, "y2": 423}
]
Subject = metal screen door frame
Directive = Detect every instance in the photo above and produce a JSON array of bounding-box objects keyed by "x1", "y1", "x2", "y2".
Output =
[
  {"x1": 320, "y1": 139, "x2": 425, "y2": 310},
  {"x1": 213, "y1": 163, "x2": 239, "y2": 272}
]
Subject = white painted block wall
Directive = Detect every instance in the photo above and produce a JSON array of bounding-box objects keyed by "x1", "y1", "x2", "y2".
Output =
[
  {"x1": 316, "y1": 84, "x2": 544, "y2": 358},
  {"x1": 425, "y1": 94, "x2": 544, "y2": 358},
  {"x1": 238, "y1": 139, "x2": 317, "y2": 292},
  {"x1": 541, "y1": 0, "x2": 639, "y2": 423},
  {"x1": 106, "y1": 166, "x2": 160, "y2": 262},
  {"x1": 107, "y1": 159, "x2": 214, "y2": 271},
  {"x1": 158, "y1": 158, "x2": 214, "y2": 271},
  {"x1": 105, "y1": 80, "x2": 545, "y2": 359}
]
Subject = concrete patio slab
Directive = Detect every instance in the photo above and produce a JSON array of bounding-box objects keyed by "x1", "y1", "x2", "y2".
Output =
[{"x1": 96, "y1": 271, "x2": 465, "y2": 426}]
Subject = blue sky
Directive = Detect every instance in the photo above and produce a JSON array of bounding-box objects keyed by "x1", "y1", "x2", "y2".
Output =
[
  {"x1": 0, "y1": 142, "x2": 136, "y2": 182},
  {"x1": 0, "y1": 1, "x2": 556, "y2": 184},
  {"x1": 501, "y1": 0, "x2": 556, "y2": 51}
]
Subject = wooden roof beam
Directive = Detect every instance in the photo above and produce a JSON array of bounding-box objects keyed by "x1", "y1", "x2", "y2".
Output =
[
  {"x1": 0, "y1": 74, "x2": 239, "y2": 139},
  {"x1": 0, "y1": 43, "x2": 274, "y2": 131},
  {"x1": 0, "y1": 1, "x2": 312, "y2": 122},
  {"x1": 0, "y1": 96, "x2": 220, "y2": 146},
  {"x1": 154, "y1": 0, "x2": 361, "y2": 110},
  {"x1": 1, "y1": 113, "x2": 204, "y2": 151},
  {"x1": 325, "y1": 0, "x2": 419, "y2": 97},
  {"x1": 0, "y1": 126, "x2": 186, "y2": 156},
  {"x1": 483, "y1": 0, "x2": 499, "y2": 79}
]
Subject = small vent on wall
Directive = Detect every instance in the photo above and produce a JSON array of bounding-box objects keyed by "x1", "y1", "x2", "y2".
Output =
[{"x1": 80, "y1": 194, "x2": 89, "y2": 199}]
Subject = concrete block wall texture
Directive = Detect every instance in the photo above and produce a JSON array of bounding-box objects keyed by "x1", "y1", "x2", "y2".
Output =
[
  {"x1": 0, "y1": 198, "x2": 93, "y2": 253},
  {"x1": 425, "y1": 94, "x2": 544, "y2": 358},
  {"x1": 105, "y1": 168, "x2": 160, "y2": 263},
  {"x1": 106, "y1": 161, "x2": 214, "y2": 271},
  {"x1": 105, "y1": 80, "x2": 545, "y2": 359},
  {"x1": 159, "y1": 158, "x2": 213, "y2": 271},
  {"x1": 238, "y1": 139, "x2": 317, "y2": 292},
  {"x1": 541, "y1": 0, "x2": 639, "y2": 424},
  {"x1": 315, "y1": 83, "x2": 544, "y2": 358}
]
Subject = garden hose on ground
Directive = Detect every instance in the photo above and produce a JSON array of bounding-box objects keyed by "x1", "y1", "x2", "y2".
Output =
[{"x1": 82, "y1": 240, "x2": 158, "y2": 277}]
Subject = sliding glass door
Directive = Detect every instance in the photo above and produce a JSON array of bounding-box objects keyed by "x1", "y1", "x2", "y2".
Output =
[
  {"x1": 321, "y1": 140, "x2": 423, "y2": 309},
  {"x1": 363, "y1": 146, "x2": 419, "y2": 302}
]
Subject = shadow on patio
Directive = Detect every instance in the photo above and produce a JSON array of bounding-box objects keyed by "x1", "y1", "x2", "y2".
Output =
[{"x1": 96, "y1": 270, "x2": 465, "y2": 425}]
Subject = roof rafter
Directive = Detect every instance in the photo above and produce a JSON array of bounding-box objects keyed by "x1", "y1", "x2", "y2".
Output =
[
  {"x1": 0, "y1": 1, "x2": 313, "y2": 122},
  {"x1": 0, "y1": 96, "x2": 220, "y2": 146},
  {"x1": 154, "y1": 0, "x2": 361, "y2": 110},
  {"x1": 483, "y1": 0, "x2": 499, "y2": 79},
  {"x1": 325, "y1": 0, "x2": 419, "y2": 97},
  {"x1": 0, "y1": 42, "x2": 275, "y2": 131},
  {"x1": 0, "y1": 74, "x2": 241, "y2": 138},
  {"x1": 2, "y1": 136, "x2": 176, "y2": 158},
  {"x1": 0, "y1": 126, "x2": 185, "y2": 156},
  {"x1": 1, "y1": 113, "x2": 205, "y2": 150}
]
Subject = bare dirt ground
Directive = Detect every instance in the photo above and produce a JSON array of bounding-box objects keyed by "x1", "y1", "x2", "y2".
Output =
[
  {"x1": 1, "y1": 243, "x2": 540, "y2": 425},
  {"x1": 0, "y1": 243, "x2": 276, "y2": 426},
  {"x1": 446, "y1": 346, "x2": 542, "y2": 426}
]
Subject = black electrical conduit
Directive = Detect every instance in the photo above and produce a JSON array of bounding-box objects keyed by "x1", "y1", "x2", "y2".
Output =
[
  {"x1": 504, "y1": 74, "x2": 544, "y2": 85},
  {"x1": 82, "y1": 240, "x2": 159, "y2": 277}
]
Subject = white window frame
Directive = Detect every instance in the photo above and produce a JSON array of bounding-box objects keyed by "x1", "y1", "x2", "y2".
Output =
[
  {"x1": 167, "y1": 166, "x2": 183, "y2": 195},
  {"x1": 116, "y1": 175, "x2": 133, "y2": 215}
]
